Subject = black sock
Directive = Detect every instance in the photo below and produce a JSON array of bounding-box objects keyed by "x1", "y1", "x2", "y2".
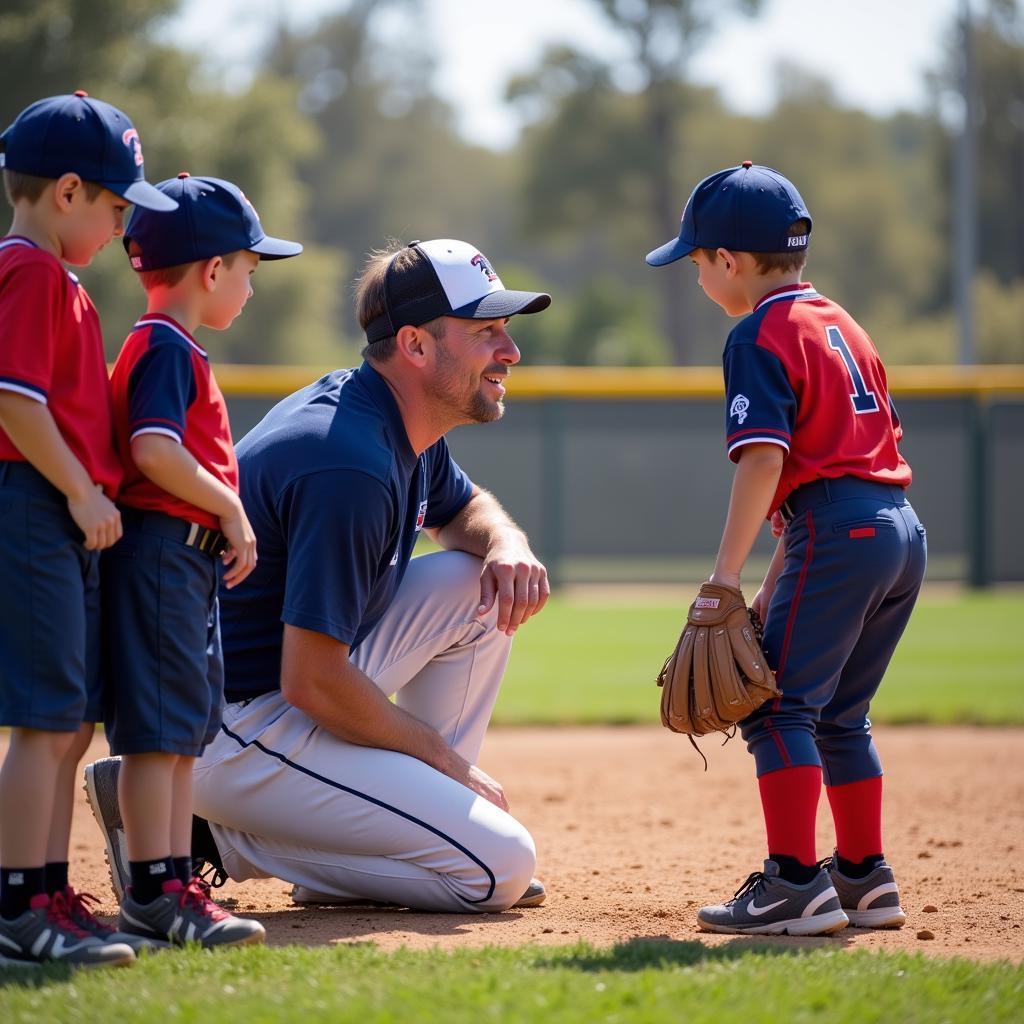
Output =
[
  {"x1": 44, "y1": 861, "x2": 69, "y2": 895},
  {"x1": 0, "y1": 866, "x2": 46, "y2": 920},
  {"x1": 128, "y1": 858, "x2": 175, "y2": 905},
  {"x1": 173, "y1": 857, "x2": 193, "y2": 886},
  {"x1": 836, "y1": 853, "x2": 885, "y2": 878},
  {"x1": 770, "y1": 854, "x2": 821, "y2": 885}
]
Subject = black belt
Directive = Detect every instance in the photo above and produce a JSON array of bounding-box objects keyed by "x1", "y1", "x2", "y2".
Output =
[
  {"x1": 120, "y1": 507, "x2": 229, "y2": 557},
  {"x1": 779, "y1": 477, "x2": 907, "y2": 523}
]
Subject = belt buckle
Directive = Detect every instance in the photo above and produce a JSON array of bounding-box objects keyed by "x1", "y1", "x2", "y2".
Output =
[{"x1": 185, "y1": 522, "x2": 227, "y2": 556}]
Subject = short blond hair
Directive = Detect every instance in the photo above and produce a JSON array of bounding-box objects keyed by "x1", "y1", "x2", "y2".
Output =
[
  {"x1": 700, "y1": 218, "x2": 810, "y2": 275},
  {"x1": 127, "y1": 240, "x2": 240, "y2": 291},
  {"x1": 2, "y1": 168, "x2": 104, "y2": 206}
]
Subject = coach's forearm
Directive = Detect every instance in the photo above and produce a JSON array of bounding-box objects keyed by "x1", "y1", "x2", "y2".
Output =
[
  {"x1": 280, "y1": 625, "x2": 452, "y2": 770},
  {"x1": 429, "y1": 487, "x2": 527, "y2": 557}
]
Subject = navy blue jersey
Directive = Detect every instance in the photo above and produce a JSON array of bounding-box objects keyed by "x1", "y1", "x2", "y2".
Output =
[{"x1": 221, "y1": 362, "x2": 474, "y2": 700}]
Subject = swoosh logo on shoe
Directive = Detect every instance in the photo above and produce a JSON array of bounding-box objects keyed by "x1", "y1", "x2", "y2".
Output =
[{"x1": 747, "y1": 898, "x2": 787, "y2": 916}]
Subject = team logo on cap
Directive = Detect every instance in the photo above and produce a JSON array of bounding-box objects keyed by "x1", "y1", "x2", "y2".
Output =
[
  {"x1": 121, "y1": 128, "x2": 144, "y2": 167},
  {"x1": 239, "y1": 190, "x2": 260, "y2": 220},
  {"x1": 471, "y1": 252, "x2": 498, "y2": 282},
  {"x1": 729, "y1": 394, "x2": 750, "y2": 424}
]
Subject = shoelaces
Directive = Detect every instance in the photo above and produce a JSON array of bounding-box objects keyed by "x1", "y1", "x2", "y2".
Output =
[
  {"x1": 180, "y1": 877, "x2": 230, "y2": 922},
  {"x1": 64, "y1": 887, "x2": 117, "y2": 936},
  {"x1": 47, "y1": 890, "x2": 95, "y2": 939}
]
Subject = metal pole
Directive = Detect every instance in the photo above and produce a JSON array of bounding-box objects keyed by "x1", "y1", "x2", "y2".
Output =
[{"x1": 953, "y1": 0, "x2": 977, "y2": 365}]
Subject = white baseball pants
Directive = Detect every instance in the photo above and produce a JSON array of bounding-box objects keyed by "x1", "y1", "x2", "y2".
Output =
[{"x1": 192, "y1": 551, "x2": 536, "y2": 912}]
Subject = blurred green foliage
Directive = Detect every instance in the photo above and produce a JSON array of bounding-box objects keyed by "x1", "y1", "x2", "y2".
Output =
[{"x1": 1, "y1": 0, "x2": 1021, "y2": 365}]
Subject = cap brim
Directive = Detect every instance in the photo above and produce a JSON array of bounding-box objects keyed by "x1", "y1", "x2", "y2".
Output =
[
  {"x1": 451, "y1": 289, "x2": 551, "y2": 319},
  {"x1": 645, "y1": 236, "x2": 694, "y2": 267},
  {"x1": 249, "y1": 235, "x2": 304, "y2": 260},
  {"x1": 115, "y1": 180, "x2": 179, "y2": 212}
]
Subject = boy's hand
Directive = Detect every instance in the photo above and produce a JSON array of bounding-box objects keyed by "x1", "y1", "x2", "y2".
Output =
[
  {"x1": 219, "y1": 503, "x2": 257, "y2": 588},
  {"x1": 752, "y1": 583, "x2": 773, "y2": 624},
  {"x1": 68, "y1": 485, "x2": 122, "y2": 550}
]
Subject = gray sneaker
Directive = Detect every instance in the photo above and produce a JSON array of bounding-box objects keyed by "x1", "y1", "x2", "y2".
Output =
[
  {"x1": 62, "y1": 886, "x2": 170, "y2": 954},
  {"x1": 0, "y1": 893, "x2": 135, "y2": 969},
  {"x1": 697, "y1": 860, "x2": 849, "y2": 936},
  {"x1": 119, "y1": 879, "x2": 265, "y2": 949},
  {"x1": 826, "y1": 855, "x2": 906, "y2": 929},
  {"x1": 83, "y1": 756, "x2": 130, "y2": 903}
]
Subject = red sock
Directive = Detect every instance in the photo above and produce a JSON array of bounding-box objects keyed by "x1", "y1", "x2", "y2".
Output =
[
  {"x1": 826, "y1": 776, "x2": 884, "y2": 861},
  {"x1": 757, "y1": 765, "x2": 822, "y2": 866}
]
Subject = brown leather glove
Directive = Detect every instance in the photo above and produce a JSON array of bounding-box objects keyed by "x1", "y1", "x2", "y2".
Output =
[{"x1": 657, "y1": 582, "x2": 781, "y2": 748}]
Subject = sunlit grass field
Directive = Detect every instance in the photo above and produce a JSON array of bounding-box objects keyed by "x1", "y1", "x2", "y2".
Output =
[
  {"x1": 495, "y1": 586, "x2": 1024, "y2": 726},
  {"x1": 2, "y1": 942, "x2": 1022, "y2": 1024}
]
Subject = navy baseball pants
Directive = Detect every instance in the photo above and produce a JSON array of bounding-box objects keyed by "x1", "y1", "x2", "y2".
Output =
[{"x1": 741, "y1": 478, "x2": 927, "y2": 785}]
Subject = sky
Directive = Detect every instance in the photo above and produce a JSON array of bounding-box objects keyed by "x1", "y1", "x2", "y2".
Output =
[{"x1": 168, "y1": 0, "x2": 960, "y2": 149}]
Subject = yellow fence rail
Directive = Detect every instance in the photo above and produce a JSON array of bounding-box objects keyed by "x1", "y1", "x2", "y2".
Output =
[{"x1": 213, "y1": 364, "x2": 1024, "y2": 400}]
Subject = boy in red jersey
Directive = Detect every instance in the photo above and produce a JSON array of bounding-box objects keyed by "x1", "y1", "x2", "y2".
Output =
[
  {"x1": 83, "y1": 173, "x2": 301, "y2": 948},
  {"x1": 0, "y1": 92, "x2": 176, "y2": 969},
  {"x1": 646, "y1": 162, "x2": 927, "y2": 936}
]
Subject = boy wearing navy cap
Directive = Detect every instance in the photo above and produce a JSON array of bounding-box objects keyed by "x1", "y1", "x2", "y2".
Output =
[
  {"x1": 84, "y1": 174, "x2": 301, "y2": 948},
  {"x1": 0, "y1": 91, "x2": 174, "y2": 969},
  {"x1": 647, "y1": 163, "x2": 926, "y2": 936}
]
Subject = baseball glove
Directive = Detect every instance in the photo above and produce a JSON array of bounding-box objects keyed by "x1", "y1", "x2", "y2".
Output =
[{"x1": 657, "y1": 582, "x2": 781, "y2": 765}]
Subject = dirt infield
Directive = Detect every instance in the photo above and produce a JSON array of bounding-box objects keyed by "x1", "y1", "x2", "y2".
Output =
[{"x1": 31, "y1": 726, "x2": 1024, "y2": 962}]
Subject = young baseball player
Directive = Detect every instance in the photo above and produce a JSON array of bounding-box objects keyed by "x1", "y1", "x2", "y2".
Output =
[
  {"x1": 646, "y1": 162, "x2": 927, "y2": 936},
  {"x1": 0, "y1": 91, "x2": 178, "y2": 969},
  {"x1": 85, "y1": 174, "x2": 301, "y2": 948}
]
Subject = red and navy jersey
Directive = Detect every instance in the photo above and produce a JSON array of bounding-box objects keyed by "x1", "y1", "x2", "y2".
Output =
[
  {"x1": 723, "y1": 282, "x2": 912, "y2": 515},
  {"x1": 111, "y1": 314, "x2": 238, "y2": 530},
  {"x1": 0, "y1": 236, "x2": 121, "y2": 496}
]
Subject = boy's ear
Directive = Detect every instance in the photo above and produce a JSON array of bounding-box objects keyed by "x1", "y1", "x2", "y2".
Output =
[
  {"x1": 716, "y1": 247, "x2": 739, "y2": 274},
  {"x1": 200, "y1": 255, "x2": 224, "y2": 291},
  {"x1": 53, "y1": 172, "x2": 84, "y2": 211}
]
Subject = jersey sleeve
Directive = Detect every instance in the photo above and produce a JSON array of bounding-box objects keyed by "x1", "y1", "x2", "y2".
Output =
[
  {"x1": 126, "y1": 342, "x2": 196, "y2": 443},
  {"x1": 422, "y1": 438, "x2": 474, "y2": 529},
  {"x1": 722, "y1": 342, "x2": 797, "y2": 462},
  {"x1": 278, "y1": 469, "x2": 394, "y2": 646},
  {"x1": 0, "y1": 260, "x2": 62, "y2": 402}
]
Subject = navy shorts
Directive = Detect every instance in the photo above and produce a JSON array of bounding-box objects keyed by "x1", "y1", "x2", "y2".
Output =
[
  {"x1": 102, "y1": 509, "x2": 225, "y2": 757},
  {"x1": 0, "y1": 461, "x2": 102, "y2": 730},
  {"x1": 741, "y1": 477, "x2": 927, "y2": 785}
]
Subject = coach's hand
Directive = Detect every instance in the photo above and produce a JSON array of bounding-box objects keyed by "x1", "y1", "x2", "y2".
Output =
[
  {"x1": 441, "y1": 748, "x2": 509, "y2": 812},
  {"x1": 220, "y1": 500, "x2": 257, "y2": 588},
  {"x1": 68, "y1": 484, "x2": 122, "y2": 550},
  {"x1": 478, "y1": 536, "x2": 550, "y2": 636}
]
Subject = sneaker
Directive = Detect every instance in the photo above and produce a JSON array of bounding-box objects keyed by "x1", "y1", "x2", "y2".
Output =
[
  {"x1": 0, "y1": 893, "x2": 135, "y2": 968},
  {"x1": 514, "y1": 878, "x2": 546, "y2": 908},
  {"x1": 62, "y1": 886, "x2": 170, "y2": 953},
  {"x1": 290, "y1": 877, "x2": 548, "y2": 909},
  {"x1": 118, "y1": 878, "x2": 265, "y2": 949},
  {"x1": 697, "y1": 860, "x2": 849, "y2": 936},
  {"x1": 825, "y1": 854, "x2": 906, "y2": 929},
  {"x1": 83, "y1": 756, "x2": 130, "y2": 903}
]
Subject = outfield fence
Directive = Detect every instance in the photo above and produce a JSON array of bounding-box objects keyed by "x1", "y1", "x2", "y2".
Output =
[{"x1": 217, "y1": 365, "x2": 1024, "y2": 586}]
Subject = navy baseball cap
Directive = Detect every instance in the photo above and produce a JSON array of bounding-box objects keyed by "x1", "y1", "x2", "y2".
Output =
[
  {"x1": 124, "y1": 174, "x2": 303, "y2": 271},
  {"x1": 365, "y1": 239, "x2": 551, "y2": 343},
  {"x1": 0, "y1": 91, "x2": 177, "y2": 212},
  {"x1": 646, "y1": 161, "x2": 812, "y2": 266}
]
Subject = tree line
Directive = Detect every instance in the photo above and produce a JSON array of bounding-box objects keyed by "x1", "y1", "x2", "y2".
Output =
[{"x1": 1, "y1": 0, "x2": 1021, "y2": 366}]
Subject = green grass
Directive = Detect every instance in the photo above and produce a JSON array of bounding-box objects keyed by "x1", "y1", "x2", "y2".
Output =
[
  {"x1": 495, "y1": 588, "x2": 1024, "y2": 726},
  {"x1": 1, "y1": 942, "x2": 1021, "y2": 1023}
]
